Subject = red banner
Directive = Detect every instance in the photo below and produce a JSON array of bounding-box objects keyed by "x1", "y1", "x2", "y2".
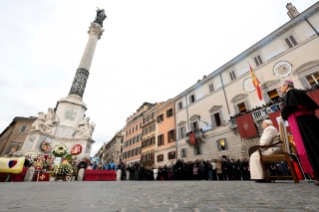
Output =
[
  {"x1": 307, "y1": 89, "x2": 319, "y2": 118},
  {"x1": 189, "y1": 132, "x2": 196, "y2": 145},
  {"x1": 268, "y1": 110, "x2": 291, "y2": 133},
  {"x1": 235, "y1": 113, "x2": 258, "y2": 138}
]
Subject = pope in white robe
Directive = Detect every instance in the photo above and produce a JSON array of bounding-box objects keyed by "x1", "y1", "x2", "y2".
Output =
[{"x1": 250, "y1": 120, "x2": 283, "y2": 180}]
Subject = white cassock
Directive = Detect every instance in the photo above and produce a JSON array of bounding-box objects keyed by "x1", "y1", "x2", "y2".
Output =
[{"x1": 250, "y1": 125, "x2": 283, "y2": 179}]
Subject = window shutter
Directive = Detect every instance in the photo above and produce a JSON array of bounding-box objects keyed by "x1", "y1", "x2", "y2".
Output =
[
  {"x1": 262, "y1": 92, "x2": 271, "y2": 104},
  {"x1": 210, "y1": 114, "x2": 216, "y2": 129},
  {"x1": 229, "y1": 72, "x2": 233, "y2": 81},
  {"x1": 289, "y1": 35, "x2": 297, "y2": 46},
  {"x1": 285, "y1": 38, "x2": 293, "y2": 48},
  {"x1": 216, "y1": 140, "x2": 221, "y2": 151},
  {"x1": 299, "y1": 77, "x2": 311, "y2": 89},
  {"x1": 172, "y1": 130, "x2": 175, "y2": 141},
  {"x1": 232, "y1": 71, "x2": 236, "y2": 80},
  {"x1": 254, "y1": 57, "x2": 259, "y2": 66},
  {"x1": 233, "y1": 104, "x2": 239, "y2": 114},
  {"x1": 224, "y1": 138, "x2": 228, "y2": 150},
  {"x1": 244, "y1": 100, "x2": 250, "y2": 111},
  {"x1": 257, "y1": 55, "x2": 263, "y2": 65},
  {"x1": 219, "y1": 111, "x2": 224, "y2": 126}
]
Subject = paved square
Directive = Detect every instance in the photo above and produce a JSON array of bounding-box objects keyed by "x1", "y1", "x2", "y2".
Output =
[{"x1": 0, "y1": 181, "x2": 318, "y2": 212}]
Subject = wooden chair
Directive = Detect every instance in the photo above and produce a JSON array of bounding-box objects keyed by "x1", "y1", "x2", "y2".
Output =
[{"x1": 249, "y1": 120, "x2": 299, "y2": 183}]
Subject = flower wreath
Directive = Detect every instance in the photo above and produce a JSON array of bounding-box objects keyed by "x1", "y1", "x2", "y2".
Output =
[
  {"x1": 53, "y1": 162, "x2": 73, "y2": 176},
  {"x1": 41, "y1": 141, "x2": 51, "y2": 153},
  {"x1": 52, "y1": 143, "x2": 68, "y2": 157}
]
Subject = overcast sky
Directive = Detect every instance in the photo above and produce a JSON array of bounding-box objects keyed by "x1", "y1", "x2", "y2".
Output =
[{"x1": 0, "y1": 0, "x2": 317, "y2": 156}]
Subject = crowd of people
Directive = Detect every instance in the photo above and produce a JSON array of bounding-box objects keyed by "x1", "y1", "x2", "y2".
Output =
[{"x1": 77, "y1": 157, "x2": 293, "y2": 182}]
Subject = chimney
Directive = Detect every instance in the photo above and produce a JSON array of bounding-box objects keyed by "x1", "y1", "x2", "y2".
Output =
[{"x1": 286, "y1": 3, "x2": 299, "y2": 19}]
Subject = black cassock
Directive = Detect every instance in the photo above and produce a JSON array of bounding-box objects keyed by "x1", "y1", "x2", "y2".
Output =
[{"x1": 281, "y1": 88, "x2": 319, "y2": 179}]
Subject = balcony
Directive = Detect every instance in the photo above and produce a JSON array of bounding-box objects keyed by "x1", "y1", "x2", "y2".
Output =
[
  {"x1": 185, "y1": 129, "x2": 205, "y2": 145},
  {"x1": 229, "y1": 102, "x2": 283, "y2": 128}
]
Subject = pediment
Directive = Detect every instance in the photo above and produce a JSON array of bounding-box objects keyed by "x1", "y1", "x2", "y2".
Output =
[
  {"x1": 230, "y1": 94, "x2": 247, "y2": 103},
  {"x1": 190, "y1": 114, "x2": 200, "y2": 121},
  {"x1": 260, "y1": 80, "x2": 280, "y2": 90},
  {"x1": 208, "y1": 105, "x2": 222, "y2": 113},
  {"x1": 293, "y1": 60, "x2": 319, "y2": 76},
  {"x1": 177, "y1": 121, "x2": 186, "y2": 127}
]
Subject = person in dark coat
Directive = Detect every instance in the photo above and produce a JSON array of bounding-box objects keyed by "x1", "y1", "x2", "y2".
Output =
[
  {"x1": 157, "y1": 166, "x2": 163, "y2": 180},
  {"x1": 221, "y1": 158, "x2": 229, "y2": 180},
  {"x1": 24, "y1": 156, "x2": 30, "y2": 167},
  {"x1": 186, "y1": 161, "x2": 193, "y2": 180},
  {"x1": 181, "y1": 161, "x2": 187, "y2": 180},
  {"x1": 229, "y1": 159, "x2": 236, "y2": 180},
  {"x1": 199, "y1": 162, "x2": 206, "y2": 180},
  {"x1": 133, "y1": 162, "x2": 139, "y2": 180},
  {"x1": 235, "y1": 159, "x2": 242, "y2": 180},
  {"x1": 279, "y1": 80, "x2": 319, "y2": 186},
  {"x1": 78, "y1": 158, "x2": 88, "y2": 170},
  {"x1": 119, "y1": 162, "x2": 127, "y2": 180},
  {"x1": 139, "y1": 164, "x2": 145, "y2": 180},
  {"x1": 169, "y1": 162, "x2": 175, "y2": 180},
  {"x1": 175, "y1": 159, "x2": 183, "y2": 180}
]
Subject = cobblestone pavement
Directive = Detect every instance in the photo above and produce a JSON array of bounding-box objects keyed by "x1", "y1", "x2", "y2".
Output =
[{"x1": 0, "y1": 181, "x2": 318, "y2": 212}]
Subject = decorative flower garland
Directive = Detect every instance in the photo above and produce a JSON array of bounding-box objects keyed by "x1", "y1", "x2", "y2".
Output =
[
  {"x1": 53, "y1": 162, "x2": 73, "y2": 176},
  {"x1": 41, "y1": 141, "x2": 51, "y2": 153},
  {"x1": 52, "y1": 143, "x2": 68, "y2": 157}
]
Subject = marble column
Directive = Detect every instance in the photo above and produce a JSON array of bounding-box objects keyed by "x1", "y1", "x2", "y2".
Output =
[{"x1": 68, "y1": 23, "x2": 104, "y2": 100}]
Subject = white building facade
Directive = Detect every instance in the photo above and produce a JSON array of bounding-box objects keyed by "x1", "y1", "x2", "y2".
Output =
[{"x1": 174, "y1": 3, "x2": 319, "y2": 161}]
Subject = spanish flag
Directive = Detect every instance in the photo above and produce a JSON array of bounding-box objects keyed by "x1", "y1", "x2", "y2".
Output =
[{"x1": 249, "y1": 64, "x2": 263, "y2": 100}]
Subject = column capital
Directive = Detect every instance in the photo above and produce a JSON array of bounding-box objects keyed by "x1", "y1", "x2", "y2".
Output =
[{"x1": 88, "y1": 23, "x2": 104, "y2": 39}]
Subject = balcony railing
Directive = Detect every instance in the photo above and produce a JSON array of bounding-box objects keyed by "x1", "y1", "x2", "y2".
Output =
[
  {"x1": 185, "y1": 129, "x2": 205, "y2": 144},
  {"x1": 229, "y1": 102, "x2": 283, "y2": 127}
]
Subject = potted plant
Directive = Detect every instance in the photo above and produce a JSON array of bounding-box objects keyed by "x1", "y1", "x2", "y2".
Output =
[{"x1": 53, "y1": 161, "x2": 73, "y2": 181}]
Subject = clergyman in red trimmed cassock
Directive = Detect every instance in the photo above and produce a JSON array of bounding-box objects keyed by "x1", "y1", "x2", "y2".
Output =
[{"x1": 279, "y1": 80, "x2": 319, "y2": 186}]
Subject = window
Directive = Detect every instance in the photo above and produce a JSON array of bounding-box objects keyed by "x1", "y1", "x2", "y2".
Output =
[
  {"x1": 191, "y1": 121, "x2": 198, "y2": 131},
  {"x1": 157, "y1": 114, "x2": 164, "y2": 123},
  {"x1": 142, "y1": 141, "x2": 145, "y2": 147},
  {"x1": 140, "y1": 122, "x2": 142, "y2": 128},
  {"x1": 211, "y1": 113, "x2": 221, "y2": 127},
  {"x1": 166, "y1": 108, "x2": 173, "y2": 118},
  {"x1": 178, "y1": 102, "x2": 183, "y2": 110},
  {"x1": 189, "y1": 95, "x2": 195, "y2": 104},
  {"x1": 167, "y1": 129, "x2": 175, "y2": 143},
  {"x1": 128, "y1": 151, "x2": 131, "y2": 157},
  {"x1": 229, "y1": 70, "x2": 236, "y2": 81},
  {"x1": 168, "y1": 151, "x2": 176, "y2": 160},
  {"x1": 143, "y1": 118, "x2": 146, "y2": 124},
  {"x1": 135, "y1": 148, "x2": 138, "y2": 155},
  {"x1": 285, "y1": 35, "x2": 298, "y2": 48},
  {"x1": 209, "y1": 83, "x2": 214, "y2": 93},
  {"x1": 254, "y1": 55, "x2": 263, "y2": 66},
  {"x1": 133, "y1": 137, "x2": 136, "y2": 144},
  {"x1": 20, "y1": 125, "x2": 27, "y2": 132},
  {"x1": 193, "y1": 144, "x2": 202, "y2": 156},
  {"x1": 217, "y1": 138, "x2": 228, "y2": 151},
  {"x1": 237, "y1": 102, "x2": 246, "y2": 112},
  {"x1": 138, "y1": 147, "x2": 141, "y2": 154},
  {"x1": 6, "y1": 144, "x2": 20, "y2": 154},
  {"x1": 129, "y1": 129, "x2": 131, "y2": 135},
  {"x1": 152, "y1": 112, "x2": 155, "y2": 120},
  {"x1": 181, "y1": 148, "x2": 187, "y2": 158},
  {"x1": 152, "y1": 124, "x2": 155, "y2": 131},
  {"x1": 147, "y1": 115, "x2": 150, "y2": 122},
  {"x1": 151, "y1": 152, "x2": 154, "y2": 160},
  {"x1": 139, "y1": 134, "x2": 142, "y2": 142},
  {"x1": 158, "y1": 134, "x2": 164, "y2": 146},
  {"x1": 157, "y1": 154, "x2": 164, "y2": 162},
  {"x1": 132, "y1": 127, "x2": 134, "y2": 133},
  {"x1": 121, "y1": 138, "x2": 123, "y2": 144},
  {"x1": 126, "y1": 131, "x2": 128, "y2": 137},
  {"x1": 305, "y1": 72, "x2": 319, "y2": 86},
  {"x1": 141, "y1": 155, "x2": 145, "y2": 162},
  {"x1": 136, "y1": 124, "x2": 138, "y2": 131},
  {"x1": 129, "y1": 139, "x2": 132, "y2": 146},
  {"x1": 267, "y1": 89, "x2": 279, "y2": 101},
  {"x1": 179, "y1": 126, "x2": 186, "y2": 139}
]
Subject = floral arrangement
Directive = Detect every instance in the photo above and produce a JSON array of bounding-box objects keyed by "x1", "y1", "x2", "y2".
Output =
[
  {"x1": 41, "y1": 141, "x2": 51, "y2": 153},
  {"x1": 25, "y1": 152, "x2": 42, "y2": 164},
  {"x1": 52, "y1": 143, "x2": 68, "y2": 157},
  {"x1": 53, "y1": 161, "x2": 73, "y2": 176}
]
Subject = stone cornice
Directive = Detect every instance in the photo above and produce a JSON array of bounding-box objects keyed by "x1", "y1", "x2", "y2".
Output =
[
  {"x1": 57, "y1": 97, "x2": 88, "y2": 110},
  {"x1": 27, "y1": 130, "x2": 95, "y2": 143}
]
